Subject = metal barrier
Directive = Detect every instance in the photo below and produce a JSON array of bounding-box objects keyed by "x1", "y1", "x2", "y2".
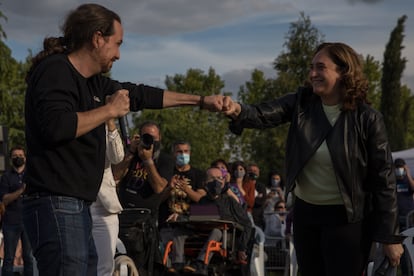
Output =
[{"x1": 264, "y1": 236, "x2": 290, "y2": 276}]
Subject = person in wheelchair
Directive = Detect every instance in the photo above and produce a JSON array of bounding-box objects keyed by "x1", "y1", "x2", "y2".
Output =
[
  {"x1": 184, "y1": 167, "x2": 254, "y2": 275},
  {"x1": 113, "y1": 121, "x2": 174, "y2": 276}
]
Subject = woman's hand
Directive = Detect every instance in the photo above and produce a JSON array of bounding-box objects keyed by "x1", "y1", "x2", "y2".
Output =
[
  {"x1": 383, "y1": 243, "x2": 404, "y2": 267},
  {"x1": 222, "y1": 96, "x2": 241, "y2": 119}
]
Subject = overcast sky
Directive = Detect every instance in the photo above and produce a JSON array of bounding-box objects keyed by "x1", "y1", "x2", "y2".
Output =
[{"x1": 1, "y1": 0, "x2": 413, "y2": 95}]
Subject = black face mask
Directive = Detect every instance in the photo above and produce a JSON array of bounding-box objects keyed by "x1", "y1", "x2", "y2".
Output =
[
  {"x1": 12, "y1": 157, "x2": 25, "y2": 168},
  {"x1": 206, "y1": 180, "x2": 223, "y2": 198},
  {"x1": 248, "y1": 172, "x2": 258, "y2": 180}
]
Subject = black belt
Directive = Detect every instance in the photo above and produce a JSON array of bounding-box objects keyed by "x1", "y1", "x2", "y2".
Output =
[{"x1": 22, "y1": 192, "x2": 53, "y2": 199}]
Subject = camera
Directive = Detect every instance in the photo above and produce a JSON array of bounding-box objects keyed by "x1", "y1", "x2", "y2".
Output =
[{"x1": 141, "y1": 133, "x2": 154, "y2": 150}]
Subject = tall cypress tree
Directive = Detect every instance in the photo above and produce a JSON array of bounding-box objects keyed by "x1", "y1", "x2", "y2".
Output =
[{"x1": 380, "y1": 15, "x2": 407, "y2": 151}]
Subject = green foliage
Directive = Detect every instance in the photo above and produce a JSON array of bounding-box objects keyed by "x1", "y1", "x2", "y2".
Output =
[
  {"x1": 380, "y1": 15, "x2": 408, "y2": 151},
  {"x1": 400, "y1": 85, "x2": 414, "y2": 148},
  {"x1": 131, "y1": 68, "x2": 231, "y2": 171},
  {"x1": 363, "y1": 55, "x2": 382, "y2": 109},
  {"x1": 0, "y1": 39, "x2": 28, "y2": 148},
  {"x1": 273, "y1": 12, "x2": 325, "y2": 90},
  {"x1": 234, "y1": 12, "x2": 324, "y2": 182}
]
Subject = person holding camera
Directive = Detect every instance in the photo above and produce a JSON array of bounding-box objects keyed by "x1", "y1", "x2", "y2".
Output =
[{"x1": 114, "y1": 121, "x2": 173, "y2": 276}]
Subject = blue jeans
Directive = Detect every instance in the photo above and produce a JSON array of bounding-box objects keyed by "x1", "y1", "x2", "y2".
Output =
[
  {"x1": 22, "y1": 195, "x2": 98, "y2": 276},
  {"x1": 2, "y1": 223, "x2": 34, "y2": 276}
]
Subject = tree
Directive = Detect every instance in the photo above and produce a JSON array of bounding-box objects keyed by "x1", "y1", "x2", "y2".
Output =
[
  {"x1": 235, "y1": 12, "x2": 325, "y2": 182},
  {"x1": 0, "y1": 9, "x2": 6, "y2": 40},
  {"x1": 380, "y1": 15, "x2": 408, "y2": 151},
  {"x1": 273, "y1": 12, "x2": 325, "y2": 92},
  {"x1": 230, "y1": 70, "x2": 287, "y2": 181},
  {"x1": 131, "y1": 68, "x2": 231, "y2": 171},
  {"x1": 0, "y1": 16, "x2": 28, "y2": 148},
  {"x1": 400, "y1": 85, "x2": 414, "y2": 148},
  {"x1": 363, "y1": 55, "x2": 382, "y2": 110}
]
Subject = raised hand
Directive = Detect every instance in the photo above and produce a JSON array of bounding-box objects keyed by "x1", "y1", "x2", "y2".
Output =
[
  {"x1": 222, "y1": 96, "x2": 241, "y2": 118},
  {"x1": 202, "y1": 95, "x2": 224, "y2": 111},
  {"x1": 106, "y1": 89, "x2": 130, "y2": 118}
]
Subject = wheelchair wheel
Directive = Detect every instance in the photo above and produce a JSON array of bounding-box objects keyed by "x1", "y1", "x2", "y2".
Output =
[{"x1": 113, "y1": 254, "x2": 139, "y2": 276}]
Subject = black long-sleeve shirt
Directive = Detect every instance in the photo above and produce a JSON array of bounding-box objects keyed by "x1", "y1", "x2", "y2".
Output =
[{"x1": 25, "y1": 53, "x2": 164, "y2": 201}]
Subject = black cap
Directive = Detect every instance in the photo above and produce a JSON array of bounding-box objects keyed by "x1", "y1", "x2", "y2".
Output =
[{"x1": 394, "y1": 158, "x2": 406, "y2": 167}]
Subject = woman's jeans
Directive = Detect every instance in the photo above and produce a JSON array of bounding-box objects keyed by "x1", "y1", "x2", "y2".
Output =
[
  {"x1": 1, "y1": 223, "x2": 34, "y2": 276},
  {"x1": 23, "y1": 195, "x2": 98, "y2": 276}
]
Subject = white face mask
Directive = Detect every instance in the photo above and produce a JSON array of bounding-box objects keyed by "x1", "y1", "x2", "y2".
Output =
[{"x1": 234, "y1": 170, "x2": 245, "y2": 179}]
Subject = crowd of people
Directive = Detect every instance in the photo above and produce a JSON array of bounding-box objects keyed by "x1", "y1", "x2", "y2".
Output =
[{"x1": 0, "y1": 2, "x2": 410, "y2": 276}]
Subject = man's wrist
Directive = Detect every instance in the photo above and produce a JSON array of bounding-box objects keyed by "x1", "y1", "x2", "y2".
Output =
[
  {"x1": 142, "y1": 159, "x2": 154, "y2": 166},
  {"x1": 199, "y1": 95, "x2": 205, "y2": 110}
]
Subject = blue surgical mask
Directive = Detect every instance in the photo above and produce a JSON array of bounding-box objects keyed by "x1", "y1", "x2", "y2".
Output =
[
  {"x1": 176, "y1": 153, "x2": 190, "y2": 166},
  {"x1": 271, "y1": 179, "x2": 280, "y2": 188}
]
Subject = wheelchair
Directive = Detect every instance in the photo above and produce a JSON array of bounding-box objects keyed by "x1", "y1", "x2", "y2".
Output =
[{"x1": 162, "y1": 219, "x2": 259, "y2": 276}]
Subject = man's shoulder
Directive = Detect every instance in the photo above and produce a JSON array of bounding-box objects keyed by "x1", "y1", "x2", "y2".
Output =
[
  {"x1": 0, "y1": 169, "x2": 15, "y2": 178},
  {"x1": 39, "y1": 53, "x2": 70, "y2": 69},
  {"x1": 32, "y1": 53, "x2": 77, "y2": 83}
]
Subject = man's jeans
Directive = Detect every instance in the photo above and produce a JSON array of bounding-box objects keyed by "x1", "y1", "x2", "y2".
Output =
[
  {"x1": 1, "y1": 223, "x2": 34, "y2": 276},
  {"x1": 23, "y1": 195, "x2": 98, "y2": 276}
]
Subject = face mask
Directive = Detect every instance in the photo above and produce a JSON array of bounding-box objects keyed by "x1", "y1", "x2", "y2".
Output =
[
  {"x1": 12, "y1": 157, "x2": 25, "y2": 168},
  {"x1": 220, "y1": 168, "x2": 228, "y2": 178},
  {"x1": 271, "y1": 179, "x2": 280, "y2": 187},
  {"x1": 206, "y1": 180, "x2": 222, "y2": 198},
  {"x1": 395, "y1": 168, "x2": 406, "y2": 177},
  {"x1": 234, "y1": 170, "x2": 245, "y2": 179},
  {"x1": 176, "y1": 153, "x2": 190, "y2": 166},
  {"x1": 248, "y1": 172, "x2": 258, "y2": 180}
]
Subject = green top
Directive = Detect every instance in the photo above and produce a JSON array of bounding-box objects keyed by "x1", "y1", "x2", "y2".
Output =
[{"x1": 294, "y1": 104, "x2": 344, "y2": 205}]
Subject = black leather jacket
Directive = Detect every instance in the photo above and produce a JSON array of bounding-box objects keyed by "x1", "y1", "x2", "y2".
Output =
[{"x1": 230, "y1": 87, "x2": 403, "y2": 243}]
